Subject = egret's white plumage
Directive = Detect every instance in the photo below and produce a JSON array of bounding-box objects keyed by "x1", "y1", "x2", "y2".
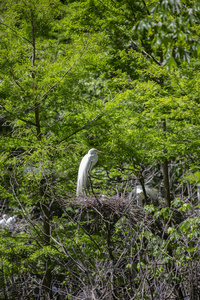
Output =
[
  {"x1": 0, "y1": 214, "x2": 7, "y2": 228},
  {"x1": 197, "y1": 184, "x2": 200, "y2": 202},
  {"x1": 76, "y1": 148, "x2": 103, "y2": 197},
  {"x1": 196, "y1": 184, "x2": 200, "y2": 216},
  {"x1": 6, "y1": 215, "x2": 17, "y2": 225},
  {"x1": 129, "y1": 185, "x2": 158, "y2": 206}
]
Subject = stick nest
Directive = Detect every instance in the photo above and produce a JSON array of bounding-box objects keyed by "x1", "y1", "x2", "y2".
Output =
[{"x1": 67, "y1": 195, "x2": 150, "y2": 226}]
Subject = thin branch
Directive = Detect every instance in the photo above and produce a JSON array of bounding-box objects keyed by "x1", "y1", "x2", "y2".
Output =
[
  {"x1": 130, "y1": 38, "x2": 161, "y2": 66},
  {"x1": 40, "y1": 65, "x2": 73, "y2": 101},
  {"x1": 64, "y1": 208, "x2": 103, "y2": 252},
  {"x1": 142, "y1": 0, "x2": 151, "y2": 15},
  {"x1": 41, "y1": 34, "x2": 91, "y2": 101},
  {"x1": 57, "y1": 87, "x2": 126, "y2": 144},
  {"x1": 30, "y1": 8, "x2": 36, "y2": 69},
  {"x1": 119, "y1": 26, "x2": 161, "y2": 66},
  {"x1": 50, "y1": 235, "x2": 86, "y2": 273},
  {"x1": 11, "y1": 71, "x2": 27, "y2": 94},
  {"x1": 0, "y1": 21, "x2": 32, "y2": 44},
  {"x1": 0, "y1": 104, "x2": 37, "y2": 127},
  {"x1": 57, "y1": 112, "x2": 103, "y2": 144}
]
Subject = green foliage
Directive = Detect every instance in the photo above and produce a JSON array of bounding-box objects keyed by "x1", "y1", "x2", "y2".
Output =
[{"x1": 0, "y1": 0, "x2": 200, "y2": 298}]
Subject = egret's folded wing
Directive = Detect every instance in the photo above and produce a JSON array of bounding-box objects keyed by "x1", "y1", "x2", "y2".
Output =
[{"x1": 76, "y1": 154, "x2": 89, "y2": 196}]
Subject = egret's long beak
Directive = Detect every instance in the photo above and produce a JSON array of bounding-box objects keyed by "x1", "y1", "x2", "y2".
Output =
[{"x1": 97, "y1": 150, "x2": 105, "y2": 154}]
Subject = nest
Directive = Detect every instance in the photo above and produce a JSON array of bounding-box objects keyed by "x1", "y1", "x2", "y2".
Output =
[{"x1": 66, "y1": 195, "x2": 149, "y2": 226}]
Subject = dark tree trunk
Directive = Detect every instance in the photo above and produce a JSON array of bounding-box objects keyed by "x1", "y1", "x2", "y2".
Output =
[
  {"x1": 30, "y1": 8, "x2": 52, "y2": 297},
  {"x1": 161, "y1": 119, "x2": 171, "y2": 207}
]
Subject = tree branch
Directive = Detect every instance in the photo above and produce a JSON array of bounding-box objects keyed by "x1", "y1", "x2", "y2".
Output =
[
  {"x1": 41, "y1": 34, "x2": 91, "y2": 101},
  {"x1": 119, "y1": 26, "x2": 162, "y2": 66},
  {"x1": 0, "y1": 22, "x2": 32, "y2": 44},
  {"x1": 11, "y1": 71, "x2": 27, "y2": 94},
  {"x1": 57, "y1": 87, "x2": 127, "y2": 144},
  {"x1": 142, "y1": 0, "x2": 151, "y2": 15},
  {"x1": 0, "y1": 104, "x2": 37, "y2": 127},
  {"x1": 57, "y1": 112, "x2": 103, "y2": 144},
  {"x1": 130, "y1": 38, "x2": 162, "y2": 66}
]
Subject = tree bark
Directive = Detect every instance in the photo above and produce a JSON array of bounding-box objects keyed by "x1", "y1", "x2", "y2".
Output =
[
  {"x1": 162, "y1": 157, "x2": 171, "y2": 207},
  {"x1": 30, "y1": 8, "x2": 52, "y2": 297},
  {"x1": 161, "y1": 119, "x2": 171, "y2": 207}
]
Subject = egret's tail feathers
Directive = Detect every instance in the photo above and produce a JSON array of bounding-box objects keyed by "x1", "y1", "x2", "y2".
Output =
[{"x1": 76, "y1": 171, "x2": 87, "y2": 197}]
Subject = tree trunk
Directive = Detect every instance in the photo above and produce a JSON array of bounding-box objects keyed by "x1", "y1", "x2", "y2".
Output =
[
  {"x1": 162, "y1": 158, "x2": 171, "y2": 207},
  {"x1": 161, "y1": 119, "x2": 171, "y2": 207},
  {"x1": 30, "y1": 8, "x2": 52, "y2": 297},
  {"x1": 139, "y1": 175, "x2": 148, "y2": 205}
]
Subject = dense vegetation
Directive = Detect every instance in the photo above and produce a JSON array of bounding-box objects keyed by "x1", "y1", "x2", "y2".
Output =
[{"x1": 0, "y1": 0, "x2": 200, "y2": 299}]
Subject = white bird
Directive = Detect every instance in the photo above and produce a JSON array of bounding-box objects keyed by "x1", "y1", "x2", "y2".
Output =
[
  {"x1": 6, "y1": 215, "x2": 17, "y2": 225},
  {"x1": 197, "y1": 184, "x2": 200, "y2": 202},
  {"x1": 52, "y1": 284, "x2": 57, "y2": 295},
  {"x1": 52, "y1": 284, "x2": 60, "y2": 299},
  {"x1": 0, "y1": 214, "x2": 8, "y2": 228},
  {"x1": 196, "y1": 184, "x2": 200, "y2": 216},
  {"x1": 129, "y1": 185, "x2": 158, "y2": 206},
  {"x1": 76, "y1": 148, "x2": 104, "y2": 197}
]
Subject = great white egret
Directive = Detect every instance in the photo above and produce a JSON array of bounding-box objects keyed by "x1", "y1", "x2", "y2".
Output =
[
  {"x1": 197, "y1": 184, "x2": 200, "y2": 202},
  {"x1": 196, "y1": 184, "x2": 200, "y2": 216},
  {"x1": 6, "y1": 215, "x2": 17, "y2": 225},
  {"x1": 0, "y1": 214, "x2": 7, "y2": 228},
  {"x1": 129, "y1": 185, "x2": 158, "y2": 206},
  {"x1": 76, "y1": 148, "x2": 104, "y2": 197}
]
